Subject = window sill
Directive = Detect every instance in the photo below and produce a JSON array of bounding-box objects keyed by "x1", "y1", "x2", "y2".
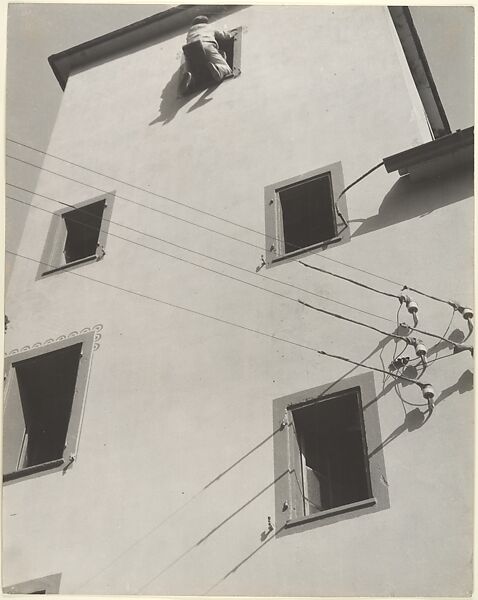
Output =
[
  {"x1": 3, "y1": 458, "x2": 64, "y2": 482},
  {"x1": 285, "y1": 497, "x2": 377, "y2": 528},
  {"x1": 271, "y1": 236, "x2": 342, "y2": 265},
  {"x1": 42, "y1": 255, "x2": 98, "y2": 277}
]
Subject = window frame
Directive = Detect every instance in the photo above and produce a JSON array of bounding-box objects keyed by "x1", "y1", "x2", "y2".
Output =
[
  {"x1": 272, "y1": 372, "x2": 389, "y2": 533},
  {"x1": 3, "y1": 573, "x2": 62, "y2": 594},
  {"x1": 3, "y1": 331, "x2": 95, "y2": 483},
  {"x1": 227, "y1": 26, "x2": 242, "y2": 78},
  {"x1": 264, "y1": 162, "x2": 350, "y2": 268},
  {"x1": 40, "y1": 192, "x2": 114, "y2": 277}
]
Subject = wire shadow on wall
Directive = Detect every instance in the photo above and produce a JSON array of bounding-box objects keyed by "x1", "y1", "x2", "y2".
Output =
[{"x1": 350, "y1": 164, "x2": 473, "y2": 238}]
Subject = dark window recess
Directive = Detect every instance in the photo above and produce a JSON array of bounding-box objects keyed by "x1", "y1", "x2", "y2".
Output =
[
  {"x1": 218, "y1": 36, "x2": 235, "y2": 70},
  {"x1": 63, "y1": 200, "x2": 105, "y2": 263},
  {"x1": 13, "y1": 344, "x2": 82, "y2": 469},
  {"x1": 292, "y1": 389, "x2": 372, "y2": 513},
  {"x1": 278, "y1": 173, "x2": 336, "y2": 254},
  {"x1": 3, "y1": 573, "x2": 62, "y2": 595}
]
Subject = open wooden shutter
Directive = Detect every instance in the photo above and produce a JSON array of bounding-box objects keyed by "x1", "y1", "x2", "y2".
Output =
[
  {"x1": 230, "y1": 27, "x2": 242, "y2": 77},
  {"x1": 3, "y1": 366, "x2": 26, "y2": 475},
  {"x1": 303, "y1": 463, "x2": 323, "y2": 514},
  {"x1": 264, "y1": 185, "x2": 284, "y2": 265},
  {"x1": 288, "y1": 415, "x2": 305, "y2": 520},
  {"x1": 49, "y1": 216, "x2": 68, "y2": 270}
]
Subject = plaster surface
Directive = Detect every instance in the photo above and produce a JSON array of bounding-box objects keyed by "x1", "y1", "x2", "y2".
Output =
[{"x1": 4, "y1": 6, "x2": 474, "y2": 596}]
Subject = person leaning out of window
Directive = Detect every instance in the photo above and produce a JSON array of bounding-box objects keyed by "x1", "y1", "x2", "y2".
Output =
[{"x1": 180, "y1": 15, "x2": 234, "y2": 94}]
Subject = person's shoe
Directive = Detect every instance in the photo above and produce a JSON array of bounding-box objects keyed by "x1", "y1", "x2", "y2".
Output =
[{"x1": 179, "y1": 71, "x2": 193, "y2": 95}]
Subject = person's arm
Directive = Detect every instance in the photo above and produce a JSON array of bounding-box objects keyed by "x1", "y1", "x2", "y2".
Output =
[{"x1": 214, "y1": 27, "x2": 234, "y2": 42}]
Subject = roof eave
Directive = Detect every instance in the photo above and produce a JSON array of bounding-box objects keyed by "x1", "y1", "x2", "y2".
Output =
[
  {"x1": 48, "y1": 4, "x2": 247, "y2": 90},
  {"x1": 383, "y1": 127, "x2": 474, "y2": 176}
]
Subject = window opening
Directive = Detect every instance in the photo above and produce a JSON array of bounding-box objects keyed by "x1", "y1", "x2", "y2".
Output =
[
  {"x1": 3, "y1": 333, "x2": 94, "y2": 482},
  {"x1": 3, "y1": 573, "x2": 62, "y2": 595},
  {"x1": 291, "y1": 389, "x2": 372, "y2": 514},
  {"x1": 13, "y1": 344, "x2": 82, "y2": 470},
  {"x1": 63, "y1": 200, "x2": 105, "y2": 264},
  {"x1": 218, "y1": 35, "x2": 235, "y2": 70},
  {"x1": 278, "y1": 172, "x2": 337, "y2": 255},
  {"x1": 264, "y1": 163, "x2": 348, "y2": 267},
  {"x1": 41, "y1": 194, "x2": 112, "y2": 277}
]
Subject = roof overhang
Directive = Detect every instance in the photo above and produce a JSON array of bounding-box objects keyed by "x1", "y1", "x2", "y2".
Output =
[
  {"x1": 383, "y1": 127, "x2": 474, "y2": 178},
  {"x1": 48, "y1": 4, "x2": 247, "y2": 90}
]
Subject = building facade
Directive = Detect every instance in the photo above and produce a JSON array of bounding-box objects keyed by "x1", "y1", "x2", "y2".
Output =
[{"x1": 3, "y1": 5, "x2": 474, "y2": 596}]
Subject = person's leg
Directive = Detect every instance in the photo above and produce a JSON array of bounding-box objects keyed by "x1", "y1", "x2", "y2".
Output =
[
  {"x1": 204, "y1": 44, "x2": 233, "y2": 82},
  {"x1": 179, "y1": 56, "x2": 194, "y2": 95}
]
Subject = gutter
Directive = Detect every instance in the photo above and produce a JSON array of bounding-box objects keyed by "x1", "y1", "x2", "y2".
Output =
[{"x1": 383, "y1": 127, "x2": 474, "y2": 176}]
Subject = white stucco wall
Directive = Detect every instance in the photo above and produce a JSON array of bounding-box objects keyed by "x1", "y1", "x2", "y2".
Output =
[{"x1": 4, "y1": 6, "x2": 473, "y2": 596}]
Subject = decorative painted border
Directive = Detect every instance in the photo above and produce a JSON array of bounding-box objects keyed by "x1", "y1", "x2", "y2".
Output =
[{"x1": 5, "y1": 324, "x2": 103, "y2": 356}]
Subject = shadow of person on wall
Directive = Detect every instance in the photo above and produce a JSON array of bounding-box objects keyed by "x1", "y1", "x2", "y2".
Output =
[
  {"x1": 187, "y1": 82, "x2": 221, "y2": 113},
  {"x1": 351, "y1": 165, "x2": 474, "y2": 238},
  {"x1": 149, "y1": 66, "x2": 221, "y2": 126},
  {"x1": 149, "y1": 67, "x2": 191, "y2": 126}
]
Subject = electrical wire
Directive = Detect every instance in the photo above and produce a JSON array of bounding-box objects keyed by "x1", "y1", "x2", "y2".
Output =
[
  {"x1": 299, "y1": 260, "x2": 399, "y2": 299},
  {"x1": 6, "y1": 248, "x2": 427, "y2": 390},
  {"x1": 6, "y1": 144, "x2": 401, "y2": 286},
  {"x1": 8, "y1": 195, "x2": 403, "y2": 347},
  {"x1": 7, "y1": 142, "x2": 469, "y2": 311},
  {"x1": 402, "y1": 284, "x2": 458, "y2": 308},
  {"x1": 6, "y1": 156, "x2": 263, "y2": 250},
  {"x1": 333, "y1": 160, "x2": 384, "y2": 229},
  {"x1": 392, "y1": 372, "x2": 428, "y2": 409},
  {"x1": 8, "y1": 138, "x2": 383, "y2": 245},
  {"x1": 12, "y1": 193, "x2": 459, "y2": 351},
  {"x1": 409, "y1": 324, "x2": 463, "y2": 346},
  {"x1": 388, "y1": 303, "x2": 404, "y2": 380},
  {"x1": 314, "y1": 349, "x2": 423, "y2": 388},
  {"x1": 6, "y1": 153, "x2": 343, "y2": 259},
  {"x1": 5, "y1": 195, "x2": 294, "y2": 303},
  {"x1": 9, "y1": 192, "x2": 469, "y2": 354},
  {"x1": 6, "y1": 189, "x2": 393, "y2": 323},
  {"x1": 300, "y1": 297, "x2": 468, "y2": 355},
  {"x1": 298, "y1": 299, "x2": 406, "y2": 342},
  {"x1": 7, "y1": 153, "x2": 390, "y2": 281},
  {"x1": 410, "y1": 351, "x2": 457, "y2": 367},
  {"x1": 300, "y1": 259, "x2": 473, "y2": 349},
  {"x1": 441, "y1": 308, "x2": 457, "y2": 341},
  {"x1": 7, "y1": 137, "x2": 268, "y2": 239},
  {"x1": 395, "y1": 303, "x2": 402, "y2": 328},
  {"x1": 5, "y1": 138, "x2": 364, "y2": 254},
  {"x1": 337, "y1": 161, "x2": 385, "y2": 200}
]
